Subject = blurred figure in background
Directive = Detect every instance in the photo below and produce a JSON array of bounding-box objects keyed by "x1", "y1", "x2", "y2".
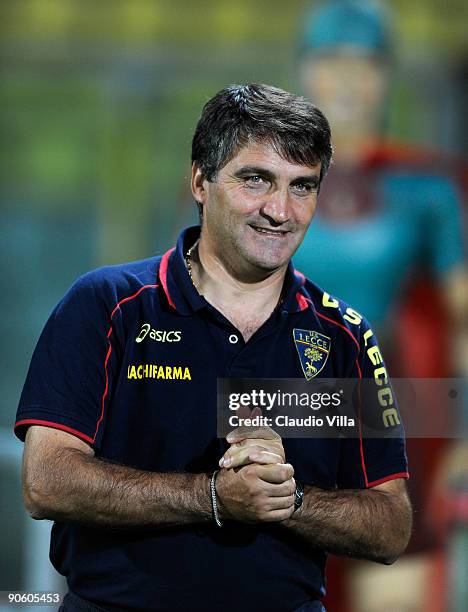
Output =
[{"x1": 293, "y1": 1, "x2": 468, "y2": 611}]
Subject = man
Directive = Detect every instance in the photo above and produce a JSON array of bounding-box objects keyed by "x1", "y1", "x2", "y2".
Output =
[{"x1": 15, "y1": 84, "x2": 411, "y2": 612}]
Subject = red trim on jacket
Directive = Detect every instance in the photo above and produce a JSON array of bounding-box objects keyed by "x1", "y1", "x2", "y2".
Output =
[
  {"x1": 295, "y1": 292, "x2": 309, "y2": 311},
  {"x1": 93, "y1": 283, "x2": 159, "y2": 444},
  {"x1": 367, "y1": 471, "x2": 409, "y2": 488},
  {"x1": 315, "y1": 311, "x2": 360, "y2": 352},
  {"x1": 14, "y1": 419, "x2": 94, "y2": 444},
  {"x1": 159, "y1": 248, "x2": 176, "y2": 309}
]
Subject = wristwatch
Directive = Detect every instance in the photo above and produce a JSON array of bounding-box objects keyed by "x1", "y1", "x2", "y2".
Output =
[{"x1": 293, "y1": 479, "x2": 304, "y2": 512}]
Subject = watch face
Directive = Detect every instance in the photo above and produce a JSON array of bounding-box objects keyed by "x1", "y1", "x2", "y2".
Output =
[{"x1": 294, "y1": 481, "x2": 304, "y2": 511}]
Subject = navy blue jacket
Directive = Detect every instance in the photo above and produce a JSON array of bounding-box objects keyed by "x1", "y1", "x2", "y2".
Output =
[{"x1": 15, "y1": 226, "x2": 408, "y2": 612}]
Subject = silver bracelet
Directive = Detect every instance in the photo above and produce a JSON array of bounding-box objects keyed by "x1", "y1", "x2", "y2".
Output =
[{"x1": 210, "y1": 469, "x2": 224, "y2": 528}]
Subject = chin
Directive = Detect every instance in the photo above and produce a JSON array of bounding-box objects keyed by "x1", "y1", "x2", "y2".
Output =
[
  {"x1": 250, "y1": 253, "x2": 290, "y2": 272},
  {"x1": 236, "y1": 239, "x2": 295, "y2": 273}
]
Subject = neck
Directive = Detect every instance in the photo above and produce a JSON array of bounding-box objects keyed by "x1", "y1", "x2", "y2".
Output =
[{"x1": 187, "y1": 238, "x2": 286, "y2": 326}]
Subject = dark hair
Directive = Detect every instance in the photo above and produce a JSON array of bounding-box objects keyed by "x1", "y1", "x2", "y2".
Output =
[{"x1": 191, "y1": 83, "x2": 333, "y2": 185}]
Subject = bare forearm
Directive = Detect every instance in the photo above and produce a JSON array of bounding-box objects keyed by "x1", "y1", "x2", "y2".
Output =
[
  {"x1": 284, "y1": 484, "x2": 412, "y2": 564},
  {"x1": 25, "y1": 448, "x2": 212, "y2": 527}
]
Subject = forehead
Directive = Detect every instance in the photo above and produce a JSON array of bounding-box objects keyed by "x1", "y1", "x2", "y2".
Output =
[
  {"x1": 221, "y1": 141, "x2": 321, "y2": 178},
  {"x1": 307, "y1": 51, "x2": 382, "y2": 77}
]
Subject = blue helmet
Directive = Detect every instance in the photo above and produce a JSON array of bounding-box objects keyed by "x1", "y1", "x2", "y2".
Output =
[{"x1": 299, "y1": 0, "x2": 392, "y2": 56}]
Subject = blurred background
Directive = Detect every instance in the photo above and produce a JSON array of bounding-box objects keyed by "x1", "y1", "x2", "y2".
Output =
[{"x1": 1, "y1": 1, "x2": 467, "y2": 611}]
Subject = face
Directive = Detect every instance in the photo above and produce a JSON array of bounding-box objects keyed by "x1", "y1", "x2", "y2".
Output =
[
  {"x1": 192, "y1": 141, "x2": 321, "y2": 278},
  {"x1": 300, "y1": 52, "x2": 386, "y2": 132}
]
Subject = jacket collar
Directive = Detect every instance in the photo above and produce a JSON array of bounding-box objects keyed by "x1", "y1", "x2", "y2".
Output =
[{"x1": 158, "y1": 225, "x2": 310, "y2": 316}]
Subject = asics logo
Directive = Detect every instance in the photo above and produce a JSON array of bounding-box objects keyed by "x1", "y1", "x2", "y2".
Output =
[{"x1": 135, "y1": 323, "x2": 182, "y2": 343}]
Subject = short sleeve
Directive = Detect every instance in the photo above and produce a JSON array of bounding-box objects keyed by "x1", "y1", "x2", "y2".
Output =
[
  {"x1": 337, "y1": 317, "x2": 409, "y2": 489},
  {"x1": 14, "y1": 273, "x2": 119, "y2": 450}
]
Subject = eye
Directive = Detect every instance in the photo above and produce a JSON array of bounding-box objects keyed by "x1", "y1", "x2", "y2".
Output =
[
  {"x1": 245, "y1": 175, "x2": 268, "y2": 189},
  {"x1": 291, "y1": 182, "x2": 317, "y2": 196}
]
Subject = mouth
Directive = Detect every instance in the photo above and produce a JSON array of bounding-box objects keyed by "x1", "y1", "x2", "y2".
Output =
[{"x1": 249, "y1": 225, "x2": 290, "y2": 237}]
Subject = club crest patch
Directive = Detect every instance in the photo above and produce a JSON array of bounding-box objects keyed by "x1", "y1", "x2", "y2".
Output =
[{"x1": 293, "y1": 328, "x2": 331, "y2": 380}]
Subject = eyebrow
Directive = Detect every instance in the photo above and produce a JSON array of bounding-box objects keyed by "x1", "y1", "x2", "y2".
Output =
[{"x1": 233, "y1": 165, "x2": 320, "y2": 186}]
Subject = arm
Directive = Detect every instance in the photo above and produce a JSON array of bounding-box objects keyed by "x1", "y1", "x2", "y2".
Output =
[
  {"x1": 220, "y1": 426, "x2": 412, "y2": 564},
  {"x1": 283, "y1": 478, "x2": 412, "y2": 565},
  {"x1": 23, "y1": 425, "x2": 295, "y2": 527},
  {"x1": 23, "y1": 426, "x2": 212, "y2": 527}
]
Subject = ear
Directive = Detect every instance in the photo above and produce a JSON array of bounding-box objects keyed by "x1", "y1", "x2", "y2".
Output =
[{"x1": 191, "y1": 162, "x2": 207, "y2": 204}]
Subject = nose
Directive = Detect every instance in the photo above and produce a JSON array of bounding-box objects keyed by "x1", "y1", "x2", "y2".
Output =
[{"x1": 260, "y1": 188, "x2": 291, "y2": 226}]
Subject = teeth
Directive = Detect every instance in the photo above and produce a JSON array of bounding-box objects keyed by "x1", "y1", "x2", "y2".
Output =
[{"x1": 253, "y1": 227, "x2": 284, "y2": 235}]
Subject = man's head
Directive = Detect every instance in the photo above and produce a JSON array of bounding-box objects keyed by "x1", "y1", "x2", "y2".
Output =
[
  {"x1": 192, "y1": 83, "x2": 332, "y2": 190},
  {"x1": 190, "y1": 84, "x2": 332, "y2": 280}
]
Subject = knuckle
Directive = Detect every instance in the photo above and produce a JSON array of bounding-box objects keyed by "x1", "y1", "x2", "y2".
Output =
[
  {"x1": 250, "y1": 445, "x2": 264, "y2": 454},
  {"x1": 248, "y1": 480, "x2": 263, "y2": 497},
  {"x1": 254, "y1": 497, "x2": 268, "y2": 513},
  {"x1": 270, "y1": 454, "x2": 283, "y2": 466},
  {"x1": 242, "y1": 465, "x2": 255, "y2": 479},
  {"x1": 228, "y1": 456, "x2": 242, "y2": 468},
  {"x1": 236, "y1": 449, "x2": 248, "y2": 461},
  {"x1": 249, "y1": 485, "x2": 260, "y2": 498}
]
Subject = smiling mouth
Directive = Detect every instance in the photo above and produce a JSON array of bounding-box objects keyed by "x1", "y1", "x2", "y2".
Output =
[{"x1": 249, "y1": 225, "x2": 289, "y2": 237}]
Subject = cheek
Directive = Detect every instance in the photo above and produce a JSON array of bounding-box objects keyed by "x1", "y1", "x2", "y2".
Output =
[
  {"x1": 295, "y1": 199, "x2": 317, "y2": 226},
  {"x1": 205, "y1": 198, "x2": 239, "y2": 238},
  {"x1": 231, "y1": 186, "x2": 263, "y2": 212}
]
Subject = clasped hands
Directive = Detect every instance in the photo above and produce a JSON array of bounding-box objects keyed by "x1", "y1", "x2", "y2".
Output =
[{"x1": 215, "y1": 407, "x2": 296, "y2": 524}]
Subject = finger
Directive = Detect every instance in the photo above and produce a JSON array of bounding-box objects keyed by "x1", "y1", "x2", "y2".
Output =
[
  {"x1": 228, "y1": 438, "x2": 283, "y2": 454},
  {"x1": 219, "y1": 444, "x2": 269, "y2": 467},
  {"x1": 222, "y1": 439, "x2": 284, "y2": 461},
  {"x1": 220, "y1": 449, "x2": 283, "y2": 469},
  {"x1": 235, "y1": 404, "x2": 253, "y2": 420},
  {"x1": 255, "y1": 463, "x2": 294, "y2": 484},
  {"x1": 260, "y1": 507, "x2": 295, "y2": 523},
  {"x1": 262, "y1": 494, "x2": 295, "y2": 511},
  {"x1": 247, "y1": 451, "x2": 283, "y2": 465},
  {"x1": 227, "y1": 439, "x2": 284, "y2": 460},
  {"x1": 227, "y1": 425, "x2": 281, "y2": 444},
  {"x1": 254, "y1": 479, "x2": 296, "y2": 498},
  {"x1": 228, "y1": 438, "x2": 285, "y2": 463},
  {"x1": 264, "y1": 479, "x2": 297, "y2": 497}
]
